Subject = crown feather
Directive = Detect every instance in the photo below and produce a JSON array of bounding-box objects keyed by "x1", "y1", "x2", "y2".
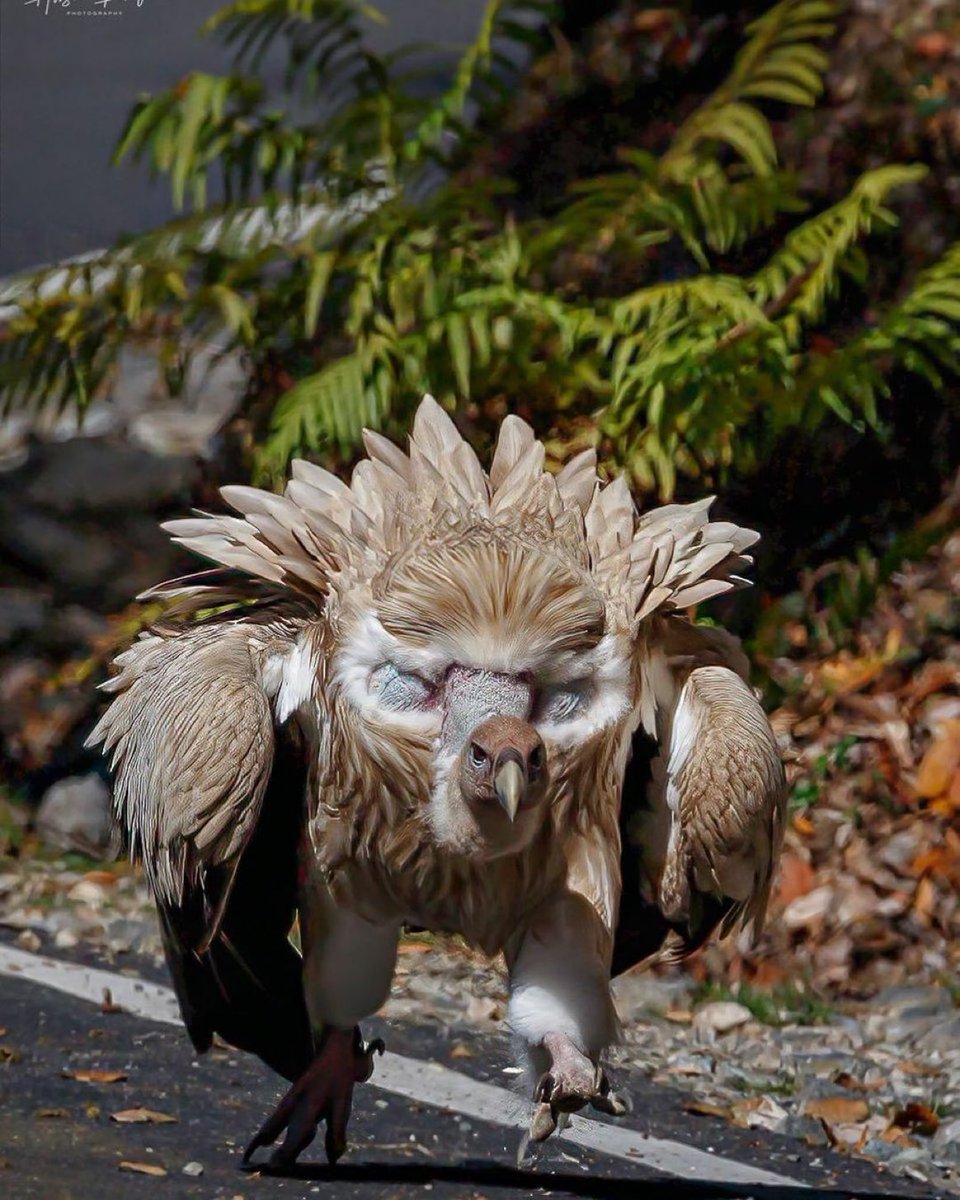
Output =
[{"x1": 156, "y1": 395, "x2": 759, "y2": 627}]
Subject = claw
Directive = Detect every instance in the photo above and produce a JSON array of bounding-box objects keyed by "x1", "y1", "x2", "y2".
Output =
[
  {"x1": 244, "y1": 1026, "x2": 384, "y2": 1169},
  {"x1": 527, "y1": 1033, "x2": 626, "y2": 1143}
]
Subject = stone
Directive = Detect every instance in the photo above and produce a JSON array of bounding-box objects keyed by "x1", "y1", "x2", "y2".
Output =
[
  {"x1": 0, "y1": 507, "x2": 119, "y2": 591},
  {"x1": 694, "y1": 1001, "x2": 753, "y2": 1034},
  {"x1": 36, "y1": 774, "x2": 113, "y2": 855},
  {"x1": 0, "y1": 589, "x2": 49, "y2": 647},
  {"x1": 182, "y1": 1163, "x2": 204, "y2": 1177},
  {"x1": 873, "y1": 985, "x2": 955, "y2": 1018},
  {"x1": 918, "y1": 1017, "x2": 960, "y2": 1054},
  {"x1": 14, "y1": 438, "x2": 196, "y2": 515},
  {"x1": 613, "y1": 973, "x2": 692, "y2": 1019},
  {"x1": 932, "y1": 1118, "x2": 960, "y2": 1162}
]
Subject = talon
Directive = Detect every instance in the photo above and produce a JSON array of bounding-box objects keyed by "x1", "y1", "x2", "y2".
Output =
[
  {"x1": 527, "y1": 1033, "x2": 626, "y2": 1144},
  {"x1": 244, "y1": 1025, "x2": 379, "y2": 1168},
  {"x1": 529, "y1": 1100, "x2": 558, "y2": 1143}
]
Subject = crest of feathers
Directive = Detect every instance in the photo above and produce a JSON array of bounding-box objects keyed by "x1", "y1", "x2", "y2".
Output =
[{"x1": 151, "y1": 396, "x2": 759, "y2": 635}]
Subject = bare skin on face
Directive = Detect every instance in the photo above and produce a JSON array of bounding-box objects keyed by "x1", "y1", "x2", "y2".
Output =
[{"x1": 458, "y1": 714, "x2": 547, "y2": 822}]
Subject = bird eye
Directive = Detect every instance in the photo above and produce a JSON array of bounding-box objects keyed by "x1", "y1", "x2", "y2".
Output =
[
  {"x1": 536, "y1": 682, "x2": 589, "y2": 724},
  {"x1": 369, "y1": 664, "x2": 436, "y2": 712},
  {"x1": 528, "y1": 744, "x2": 544, "y2": 774},
  {"x1": 469, "y1": 742, "x2": 488, "y2": 768}
]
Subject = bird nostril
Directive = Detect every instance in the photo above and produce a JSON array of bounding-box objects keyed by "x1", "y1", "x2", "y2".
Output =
[
  {"x1": 528, "y1": 743, "x2": 544, "y2": 776},
  {"x1": 469, "y1": 742, "x2": 489, "y2": 768}
]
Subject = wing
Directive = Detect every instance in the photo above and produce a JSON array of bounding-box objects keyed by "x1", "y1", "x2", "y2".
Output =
[
  {"x1": 88, "y1": 620, "x2": 314, "y2": 1080},
  {"x1": 613, "y1": 618, "x2": 786, "y2": 974}
]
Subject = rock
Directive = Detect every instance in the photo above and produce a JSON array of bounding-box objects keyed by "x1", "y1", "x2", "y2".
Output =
[
  {"x1": 873, "y1": 985, "x2": 956, "y2": 1018},
  {"x1": 782, "y1": 885, "x2": 834, "y2": 930},
  {"x1": 918, "y1": 1016, "x2": 960, "y2": 1054},
  {"x1": 0, "y1": 589, "x2": 49, "y2": 647},
  {"x1": 613, "y1": 973, "x2": 692, "y2": 1019},
  {"x1": 36, "y1": 775, "x2": 113, "y2": 855},
  {"x1": 14, "y1": 439, "x2": 196, "y2": 515},
  {"x1": 181, "y1": 1162, "x2": 204, "y2": 1178},
  {"x1": 776, "y1": 1114, "x2": 831, "y2": 1145},
  {"x1": 0, "y1": 507, "x2": 120, "y2": 591},
  {"x1": 932, "y1": 1118, "x2": 960, "y2": 1162},
  {"x1": 465, "y1": 995, "x2": 502, "y2": 1026},
  {"x1": 694, "y1": 1001, "x2": 752, "y2": 1035},
  {"x1": 862, "y1": 1137, "x2": 905, "y2": 1164}
]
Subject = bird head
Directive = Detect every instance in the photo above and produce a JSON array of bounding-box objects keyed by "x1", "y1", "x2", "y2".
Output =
[{"x1": 330, "y1": 531, "x2": 635, "y2": 858}]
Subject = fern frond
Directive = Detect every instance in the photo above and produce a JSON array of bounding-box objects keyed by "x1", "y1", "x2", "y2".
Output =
[
  {"x1": 662, "y1": 0, "x2": 835, "y2": 181},
  {"x1": 751, "y1": 164, "x2": 928, "y2": 343}
]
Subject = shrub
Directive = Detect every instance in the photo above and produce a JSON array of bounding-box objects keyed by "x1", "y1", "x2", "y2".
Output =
[{"x1": 2, "y1": 0, "x2": 958, "y2": 499}]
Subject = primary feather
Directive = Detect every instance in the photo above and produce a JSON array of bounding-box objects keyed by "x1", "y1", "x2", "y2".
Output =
[{"x1": 89, "y1": 395, "x2": 785, "y2": 1162}]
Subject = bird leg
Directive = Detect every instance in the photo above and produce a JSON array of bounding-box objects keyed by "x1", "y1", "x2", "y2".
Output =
[
  {"x1": 529, "y1": 1032, "x2": 626, "y2": 1142},
  {"x1": 243, "y1": 1026, "x2": 384, "y2": 1168}
]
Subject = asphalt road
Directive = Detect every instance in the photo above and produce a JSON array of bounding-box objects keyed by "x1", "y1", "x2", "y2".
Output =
[
  {"x1": 0, "y1": 936, "x2": 941, "y2": 1200},
  {"x1": 0, "y1": 0, "x2": 486, "y2": 275}
]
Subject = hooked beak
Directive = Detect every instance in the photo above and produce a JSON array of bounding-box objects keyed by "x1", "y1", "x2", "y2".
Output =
[{"x1": 494, "y1": 758, "x2": 525, "y2": 822}]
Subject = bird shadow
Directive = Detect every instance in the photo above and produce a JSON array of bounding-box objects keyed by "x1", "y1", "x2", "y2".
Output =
[{"x1": 246, "y1": 1158, "x2": 911, "y2": 1200}]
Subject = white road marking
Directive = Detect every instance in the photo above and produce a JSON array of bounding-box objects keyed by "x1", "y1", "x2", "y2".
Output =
[{"x1": 0, "y1": 943, "x2": 804, "y2": 1190}]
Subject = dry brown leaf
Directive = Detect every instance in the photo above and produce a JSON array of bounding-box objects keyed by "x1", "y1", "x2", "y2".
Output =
[
  {"x1": 100, "y1": 989, "x2": 123, "y2": 1016},
  {"x1": 35, "y1": 1108, "x2": 68, "y2": 1119},
  {"x1": 834, "y1": 1072, "x2": 884, "y2": 1093},
  {"x1": 82, "y1": 870, "x2": 117, "y2": 888},
  {"x1": 893, "y1": 1102, "x2": 939, "y2": 1136},
  {"x1": 111, "y1": 1108, "x2": 177, "y2": 1125},
  {"x1": 664, "y1": 1008, "x2": 694, "y2": 1024},
  {"x1": 448, "y1": 1043, "x2": 474, "y2": 1059},
  {"x1": 62, "y1": 1069, "x2": 127, "y2": 1084},
  {"x1": 915, "y1": 32, "x2": 952, "y2": 59},
  {"x1": 684, "y1": 1100, "x2": 729, "y2": 1119},
  {"x1": 802, "y1": 1096, "x2": 870, "y2": 1124},
  {"x1": 118, "y1": 1162, "x2": 168, "y2": 1178},
  {"x1": 914, "y1": 719, "x2": 960, "y2": 799},
  {"x1": 777, "y1": 852, "x2": 816, "y2": 907}
]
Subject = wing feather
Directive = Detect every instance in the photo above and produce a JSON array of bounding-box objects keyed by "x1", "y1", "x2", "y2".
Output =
[
  {"x1": 615, "y1": 620, "x2": 785, "y2": 972},
  {"x1": 87, "y1": 621, "x2": 313, "y2": 1080}
]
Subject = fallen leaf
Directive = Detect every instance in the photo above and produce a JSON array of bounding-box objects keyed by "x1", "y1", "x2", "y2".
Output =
[
  {"x1": 664, "y1": 1008, "x2": 694, "y2": 1024},
  {"x1": 448, "y1": 1042, "x2": 474, "y2": 1059},
  {"x1": 914, "y1": 719, "x2": 960, "y2": 799},
  {"x1": 802, "y1": 1096, "x2": 870, "y2": 1124},
  {"x1": 834, "y1": 1072, "x2": 884, "y2": 1093},
  {"x1": 880, "y1": 1126, "x2": 917, "y2": 1148},
  {"x1": 893, "y1": 1102, "x2": 939, "y2": 1136},
  {"x1": 915, "y1": 32, "x2": 952, "y2": 59},
  {"x1": 62, "y1": 1069, "x2": 127, "y2": 1084},
  {"x1": 777, "y1": 851, "x2": 816, "y2": 907},
  {"x1": 35, "y1": 1108, "x2": 68, "y2": 1119},
  {"x1": 111, "y1": 1108, "x2": 177, "y2": 1125},
  {"x1": 683, "y1": 1100, "x2": 729, "y2": 1119},
  {"x1": 118, "y1": 1162, "x2": 168, "y2": 1178},
  {"x1": 82, "y1": 870, "x2": 117, "y2": 888},
  {"x1": 0, "y1": 1047, "x2": 21, "y2": 1064},
  {"x1": 398, "y1": 941, "x2": 432, "y2": 955}
]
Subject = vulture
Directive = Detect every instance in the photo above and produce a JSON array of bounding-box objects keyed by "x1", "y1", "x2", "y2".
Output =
[{"x1": 89, "y1": 396, "x2": 785, "y2": 1167}]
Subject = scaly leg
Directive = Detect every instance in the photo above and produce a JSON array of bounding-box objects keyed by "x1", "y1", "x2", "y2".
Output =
[
  {"x1": 243, "y1": 1026, "x2": 384, "y2": 1166},
  {"x1": 506, "y1": 889, "x2": 625, "y2": 1144}
]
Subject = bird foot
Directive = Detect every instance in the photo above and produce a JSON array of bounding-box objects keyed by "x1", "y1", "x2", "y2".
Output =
[
  {"x1": 529, "y1": 1032, "x2": 626, "y2": 1142},
  {"x1": 243, "y1": 1026, "x2": 384, "y2": 1168}
]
